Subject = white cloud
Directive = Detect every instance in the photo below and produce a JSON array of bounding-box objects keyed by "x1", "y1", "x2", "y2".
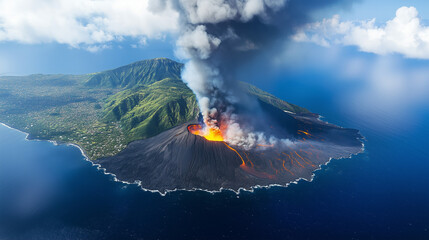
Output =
[
  {"x1": 0, "y1": 0, "x2": 179, "y2": 51},
  {"x1": 177, "y1": 0, "x2": 286, "y2": 24},
  {"x1": 293, "y1": 6, "x2": 429, "y2": 59}
]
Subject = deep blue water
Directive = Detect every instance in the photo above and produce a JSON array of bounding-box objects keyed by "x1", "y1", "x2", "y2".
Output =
[{"x1": 1, "y1": 52, "x2": 429, "y2": 239}]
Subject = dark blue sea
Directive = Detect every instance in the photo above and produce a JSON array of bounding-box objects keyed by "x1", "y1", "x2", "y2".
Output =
[{"x1": 1, "y1": 52, "x2": 429, "y2": 239}]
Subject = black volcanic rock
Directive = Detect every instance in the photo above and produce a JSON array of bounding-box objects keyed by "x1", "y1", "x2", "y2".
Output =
[{"x1": 95, "y1": 110, "x2": 363, "y2": 193}]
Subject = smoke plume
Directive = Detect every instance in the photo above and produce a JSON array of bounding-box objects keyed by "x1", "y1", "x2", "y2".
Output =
[{"x1": 152, "y1": 0, "x2": 357, "y2": 149}]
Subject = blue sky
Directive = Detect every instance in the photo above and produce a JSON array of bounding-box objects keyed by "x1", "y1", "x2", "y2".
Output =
[
  {"x1": 0, "y1": 38, "x2": 176, "y2": 75},
  {"x1": 331, "y1": 0, "x2": 429, "y2": 22},
  {"x1": 0, "y1": 0, "x2": 429, "y2": 75},
  {"x1": 1, "y1": 0, "x2": 428, "y2": 148}
]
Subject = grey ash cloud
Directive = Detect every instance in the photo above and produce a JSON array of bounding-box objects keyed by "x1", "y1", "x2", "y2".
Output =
[{"x1": 151, "y1": 0, "x2": 359, "y2": 149}]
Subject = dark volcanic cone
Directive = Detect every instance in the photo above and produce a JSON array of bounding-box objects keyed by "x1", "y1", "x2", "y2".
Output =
[{"x1": 95, "y1": 109, "x2": 363, "y2": 193}]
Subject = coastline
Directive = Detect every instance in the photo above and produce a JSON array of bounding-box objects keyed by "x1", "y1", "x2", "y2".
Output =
[{"x1": 0, "y1": 120, "x2": 365, "y2": 197}]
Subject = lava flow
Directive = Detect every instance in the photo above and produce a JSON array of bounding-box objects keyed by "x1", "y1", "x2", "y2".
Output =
[
  {"x1": 187, "y1": 124, "x2": 224, "y2": 142},
  {"x1": 188, "y1": 124, "x2": 249, "y2": 169}
]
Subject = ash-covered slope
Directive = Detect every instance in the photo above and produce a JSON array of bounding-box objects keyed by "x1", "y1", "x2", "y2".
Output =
[
  {"x1": 96, "y1": 123, "x2": 242, "y2": 191},
  {"x1": 96, "y1": 107, "x2": 363, "y2": 193}
]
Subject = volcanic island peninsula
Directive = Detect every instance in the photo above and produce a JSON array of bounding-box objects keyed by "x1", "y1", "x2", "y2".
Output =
[{"x1": 0, "y1": 58, "x2": 363, "y2": 194}]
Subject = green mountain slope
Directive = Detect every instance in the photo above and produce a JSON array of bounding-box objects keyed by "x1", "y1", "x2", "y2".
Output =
[
  {"x1": 0, "y1": 58, "x2": 310, "y2": 160},
  {"x1": 85, "y1": 58, "x2": 183, "y2": 88},
  {"x1": 103, "y1": 78, "x2": 199, "y2": 142}
]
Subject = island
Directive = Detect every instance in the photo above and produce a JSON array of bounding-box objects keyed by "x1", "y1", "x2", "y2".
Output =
[{"x1": 0, "y1": 58, "x2": 363, "y2": 194}]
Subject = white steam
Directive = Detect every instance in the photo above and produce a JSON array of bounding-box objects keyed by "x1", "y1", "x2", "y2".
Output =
[
  {"x1": 173, "y1": 0, "x2": 290, "y2": 149},
  {"x1": 176, "y1": 25, "x2": 221, "y2": 59},
  {"x1": 178, "y1": 0, "x2": 286, "y2": 24}
]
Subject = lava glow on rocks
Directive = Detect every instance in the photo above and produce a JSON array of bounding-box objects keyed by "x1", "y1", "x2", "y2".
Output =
[
  {"x1": 187, "y1": 124, "x2": 224, "y2": 142},
  {"x1": 187, "y1": 124, "x2": 247, "y2": 168}
]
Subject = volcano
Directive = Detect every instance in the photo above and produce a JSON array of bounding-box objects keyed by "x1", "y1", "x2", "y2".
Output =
[
  {"x1": 80, "y1": 59, "x2": 363, "y2": 193},
  {"x1": 187, "y1": 124, "x2": 224, "y2": 142},
  {"x1": 95, "y1": 99, "x2": 363, "y2": 193},
  {"x1": 0, "y1": 58, "x2": 363, "y2": 193}
]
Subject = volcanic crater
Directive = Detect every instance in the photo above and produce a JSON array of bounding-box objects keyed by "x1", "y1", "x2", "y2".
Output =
[{"x1": 95, "y1": 106, "x2": 363, "y2": 193}]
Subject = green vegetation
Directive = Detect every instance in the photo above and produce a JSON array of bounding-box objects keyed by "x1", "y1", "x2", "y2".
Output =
[
  {"x1": 103, "y1": 78, "x2": 199, "y2": 142},
  {"x1": 0, "y1": 74, "x2": 125, "y2": 159},
  {"x1": 0, "y1": 58, "x2": 308, "y2": 160},
  {"x1": 85, "y1": 58, "x2": 183, "y2": 88}
]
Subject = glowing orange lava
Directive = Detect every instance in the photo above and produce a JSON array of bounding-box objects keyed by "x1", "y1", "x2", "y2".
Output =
[
  {"x1": 187, "y1": 124, "x2": 224, "y2": 142},
  {"x1": 257, "y1": 144, "x2": 274, "y2": 148},
  {"x1": 187, "y1": 124, "x2": 250, "y2": 168},
  {"x1": 223, "y1": 142, "x2": 246, "y2": 167},
  {"x1": 298, "y1": 130, "x2": 311, "y2": 136}
]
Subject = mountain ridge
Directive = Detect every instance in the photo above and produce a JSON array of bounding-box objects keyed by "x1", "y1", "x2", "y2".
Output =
[
  {"x1": 0, "y1": 57, "x2": 310, "y2": 160},
  {"x1": 85, "y1": 58, "x2": 183, "y2": 88}
]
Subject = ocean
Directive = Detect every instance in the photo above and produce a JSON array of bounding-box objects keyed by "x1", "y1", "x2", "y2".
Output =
[{"x1": 1, "y1": 58, "x2": 429, "y2": 239}]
